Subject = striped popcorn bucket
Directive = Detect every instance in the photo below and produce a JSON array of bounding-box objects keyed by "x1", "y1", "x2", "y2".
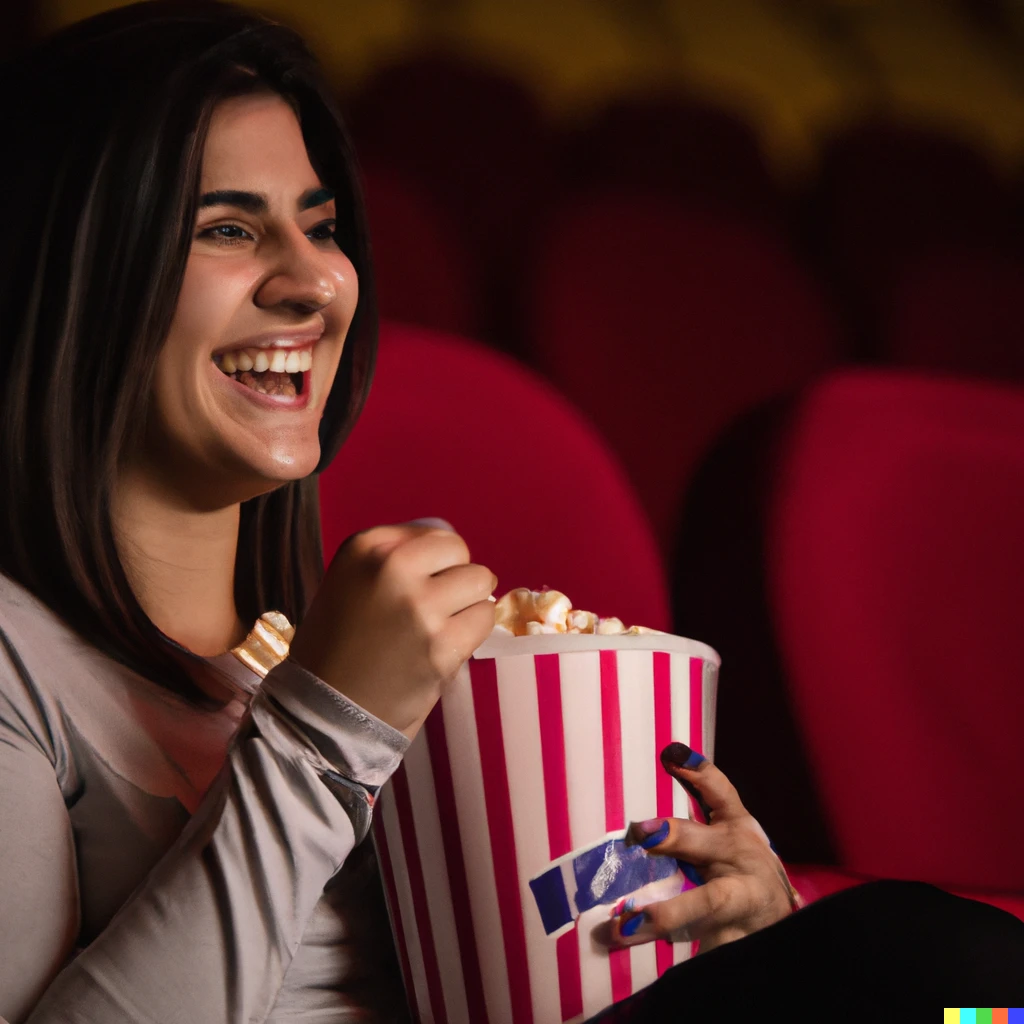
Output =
[{"x1": 373, "y1": 631, "x2": 720, "y2": 1024}]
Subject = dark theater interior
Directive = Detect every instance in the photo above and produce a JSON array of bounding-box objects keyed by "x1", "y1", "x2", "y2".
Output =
[{"x1": 3, "y1": 0, "x2": 1023, "y2": 1017}]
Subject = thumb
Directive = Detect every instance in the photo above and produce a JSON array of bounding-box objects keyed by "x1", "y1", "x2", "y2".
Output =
[{"x1": 407, "y1": 517, "x2": 455, "y2": 531}]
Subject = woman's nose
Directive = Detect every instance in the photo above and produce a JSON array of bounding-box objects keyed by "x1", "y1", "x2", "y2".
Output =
[{"x1": 255, "y1": 231, "x2": 338, "y2": 314}]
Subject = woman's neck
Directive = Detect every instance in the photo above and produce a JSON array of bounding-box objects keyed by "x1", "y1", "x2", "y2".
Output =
[{"x1": 112, "y1": 465, "x2": 250, "y2": 657}]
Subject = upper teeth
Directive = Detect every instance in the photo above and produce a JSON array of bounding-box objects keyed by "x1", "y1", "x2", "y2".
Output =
[{"x1": 216, "y1": 348, "x2": 312, "y2": 374}]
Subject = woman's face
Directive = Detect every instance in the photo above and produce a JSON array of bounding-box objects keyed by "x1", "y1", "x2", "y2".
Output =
[{"x1": 139, "y1": 91, "x2": 357, "y2": 507}]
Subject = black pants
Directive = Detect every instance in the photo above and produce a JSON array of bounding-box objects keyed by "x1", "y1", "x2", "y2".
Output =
[{"x1": 585, "y1": 881, "x2": 1024, "y2": 1019}]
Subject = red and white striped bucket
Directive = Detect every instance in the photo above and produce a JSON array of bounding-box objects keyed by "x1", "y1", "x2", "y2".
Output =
[{"x1": 374, "y1": 632, "x2": 720, "y2": 1023}]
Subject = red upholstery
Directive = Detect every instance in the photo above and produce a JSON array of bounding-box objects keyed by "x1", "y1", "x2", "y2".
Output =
[
  {"x1": 528, "y1": 194, "x2": 840, "y2": 555},
  {"x1": 767, "y1": 371, "x2": 1024, "y2": 895},
  {"x1": 813, "y1": 120, "x2": 1011, "y2": 328},
  {"x1": 885, "y1": 247, "x2": 1024, "y2": 384},
  {"x1": 348, "y1": 54, "x2": 553, "y2": 346},
  {"x1": 784, "y1": 865, "x2": 1024, "y2": 923},
  {"x1": 348, "y1": 52, "x2": 551, "y2": 248},
  {"x1": 558, "y1": 94, "x2": 781, "y2": 226},
  {"x1": 361, "y1": 164, "x2": 479, "y2": 336},
  {"x1": 318, "y1": 321, "x2": 670, "y2": 631}
]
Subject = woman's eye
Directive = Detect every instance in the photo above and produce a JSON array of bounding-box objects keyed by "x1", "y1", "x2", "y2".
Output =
[
  {"x1": 307, "y1": 220, "x2": 338, "y2": 243},
  {"x1": 200, "y1": 224, "x2": 253, "y2": 245}
]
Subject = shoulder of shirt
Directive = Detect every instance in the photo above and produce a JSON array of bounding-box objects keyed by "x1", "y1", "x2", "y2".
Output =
[{"x1": 0, "y1": 571, "x2": 80, "y2": 768}]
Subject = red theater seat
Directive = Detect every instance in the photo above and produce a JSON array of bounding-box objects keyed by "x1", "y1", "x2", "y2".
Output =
[
  {"x1": 348, "y1": 53, "x2": 553, "y2": 347},
  {"x1": 811, "y1": 120, "x2": 1011, "y2": 350},
  {"x1": 527, "y1": 194, "x2": 840, "y2": 556},
  {"x1": 885, "y1": 247, "x2": 1024, "y2": 384},
  {"x1": 768, "y1": 371, "x2": 1024, "y2": 917},
  {"x1": 318, "y1": 321, "x2": 670, "y2": 632},
  {"x1": 360, "y1": 164, "x2": 479, "y2": 337},
  {"x1": 558, "y1": 93, "x2": 782, "y2": 227}
]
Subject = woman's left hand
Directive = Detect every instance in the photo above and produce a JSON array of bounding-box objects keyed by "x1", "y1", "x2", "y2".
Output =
[{"x1": 608, "y1": 743, "x2": 802, "y2": 954}]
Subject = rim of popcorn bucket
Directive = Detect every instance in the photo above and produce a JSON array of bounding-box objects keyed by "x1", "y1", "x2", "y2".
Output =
[{"x1": 472, "y1": 630, "x2": 720, "y2": 665}]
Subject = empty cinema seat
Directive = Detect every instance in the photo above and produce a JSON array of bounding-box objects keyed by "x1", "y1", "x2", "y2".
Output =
[
  {"x1": 767, "y1": 371, "x2": 1024, "y2": 916},
  {"x1": 809, "y1": 120, "x2": 1012, "y2": 350},
  {"x1": 360, "y1": 163, "x2": 480, "y2": 337},
  {"x1": 346, "y1": 53, "x2": 553, "y2": 346},
  {"x1": 884, "y1": 247, "x2": 1024, "y2": 384},
  {"x1": 558, "y1": 93, "x2": 782, "y2": 227},
  {"x1": 318, "y1": 321, "x2": 671, "y2": 632},
  {"x1": 527, "y1": 193, "x2": 841, "y2": 556}
]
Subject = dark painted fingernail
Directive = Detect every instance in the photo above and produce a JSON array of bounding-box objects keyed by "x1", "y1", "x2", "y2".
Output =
[
  {"x1": 677, "y1": 859, "x2": 705, "y2": 887},
  {"x1": 620, "y1": 912, "x2": 646, "y2": 937},
  {"x1": 409, "y1": 517, "x2": 455, "y2": 531},
  {"x1": 661, "y1": 742, "x2": 706, "y2": 770},
  {"x1": 611, "y1": 896, "x2": 636, "y2": 917},
  {"x1": 638, "y1": 820, "x2": 670, "y2": 849}
]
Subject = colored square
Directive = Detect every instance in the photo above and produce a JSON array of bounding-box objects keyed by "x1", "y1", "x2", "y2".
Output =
[
  {"x1": 962, "y1": 1011, "x2": 976, "y2": 1024},
  {"x1": 978, "y1": 1011, "x2": 993, "y2": 1024},
  {"x1": 1007, "y1": 1010, "x2": 1024, "y2": 1024},
  {"x1": 993, "y1": 1010, "x2": 1009, "y2": 1024},
  {"x1": 945, "y1": 1012, "x2": 960, "y2": 1024}
]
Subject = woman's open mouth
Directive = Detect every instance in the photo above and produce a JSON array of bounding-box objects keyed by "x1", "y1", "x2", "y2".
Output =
[
  {"x1": 212, "y1": 345, "x2": 312, "y2": 403},
  {"x1": 226, "y1": 366, "x2": 304, "y2": 398}
]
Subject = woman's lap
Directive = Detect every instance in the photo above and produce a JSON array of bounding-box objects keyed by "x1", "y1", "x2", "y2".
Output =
[{"x1": 585, "y1": 880, "x2": 1024, "y2": 1019}]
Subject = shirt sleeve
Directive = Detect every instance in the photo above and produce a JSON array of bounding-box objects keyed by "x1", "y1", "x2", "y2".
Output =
[{"x1": 0, "y1": 649, "x2": 409, "y2": 1024}]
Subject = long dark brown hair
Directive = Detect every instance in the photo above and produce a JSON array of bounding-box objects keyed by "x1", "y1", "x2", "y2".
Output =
[{"x1": 0, "y1": 0, "x2": 377, "y2": 706}]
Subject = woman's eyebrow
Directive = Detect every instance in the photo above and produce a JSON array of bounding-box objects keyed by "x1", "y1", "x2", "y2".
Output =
[
  {"x1": 299, "y1": 186, "x2": 335, "y2": 211},
  {"x1": 196, "y1": 186, "x2": 335, "y2": 213},
  {"x1": 199, "y1": 189, "x2": 267, "y2": 213}
]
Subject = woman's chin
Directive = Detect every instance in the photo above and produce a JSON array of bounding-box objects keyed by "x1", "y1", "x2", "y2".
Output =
[{"x1": 228, "y1": 441, "x2": 322, "y2": 493}]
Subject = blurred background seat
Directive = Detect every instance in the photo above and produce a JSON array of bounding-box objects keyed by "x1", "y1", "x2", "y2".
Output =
[
  {"x1": 361, "y1": 163, "x2": 480, "y2": 337},
  {"x1": 527, "y1": 193, "x2": 841, "y2": 559},
  {"x1": 766, "y1": 371, "x2": 1024, "y2": 918},
  {"x1": 556, "y1": 92, "x2": 784, "y2": 229},
  {"x1": 318, "y1": 320, "x2": 671, "y2": 632},
  {"x1": 805, "y1": 119, "x2": 1014, "y2": 357},
  {"x1": 671, "y1": 393, "x2": 834, "y2": 866},
  {"x1": 883, "y1": 246, "x2": 1024, "y2": 384},
  {"x1": 345, "y1": 51, "x2": 554, "y2": 353}
]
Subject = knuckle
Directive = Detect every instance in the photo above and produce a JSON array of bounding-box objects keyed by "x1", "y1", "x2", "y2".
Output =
[
  {"x1": 705, "y1": 880, "x2": 737, "y2": 920},
  {"x1": 348, "y1": 530, "x2": 392, "y2": 568},
  {"x1": 638, "y1": 902, "x2": 673, "y2": 940}
]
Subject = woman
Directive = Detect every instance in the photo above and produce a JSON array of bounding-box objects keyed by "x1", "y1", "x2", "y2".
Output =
[{"x1": 0, "y1": 3, "x2": 1020, "y2": 1022}]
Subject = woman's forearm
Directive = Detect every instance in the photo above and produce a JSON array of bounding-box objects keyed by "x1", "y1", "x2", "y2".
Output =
[{"x1": 21, "y1": 660, "x2": 407, "y2": 1024}]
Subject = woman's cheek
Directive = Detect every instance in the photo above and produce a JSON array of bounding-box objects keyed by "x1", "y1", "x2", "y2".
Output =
[{"x1": 173, "y1": 255, "x2": 263, "y2": 339}]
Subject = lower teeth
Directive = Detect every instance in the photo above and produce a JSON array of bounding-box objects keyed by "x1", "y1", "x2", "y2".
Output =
[{"x1": 228, "y1": 369, "x2": 298, "y2": 398}]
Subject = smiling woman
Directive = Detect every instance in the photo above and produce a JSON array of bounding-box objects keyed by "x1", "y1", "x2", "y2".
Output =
[
  {"x1": 0, "y1": 1, "x2": 504, "y2": 1021},
  {"x1": 0, "y1": 0, "x2": 376, "y2": 688}
]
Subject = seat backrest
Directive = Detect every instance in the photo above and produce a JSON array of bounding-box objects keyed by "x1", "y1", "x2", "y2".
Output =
[
  {"x1": 885, "y1": 247, "x2": 1024, "y2": 384},
  {"x1": 558, "y1": 93, "x2": 781, "y2": 227},
  {"x1": 527, "y1": 193, "x2": 840, "y2": 556},
  {"x1": 812, "y1": 120, "x2": 1010, "y2": 321},
  {"x1": 319, "y1": 321, "x2": 670, "y2": 632},
  {"x1": 767, "y1": 370, "x2": 1024, "y2": 890},
  {"x1": 361, "y1": 164, "x2": 480, "y2": 337},
  {"x1": 348, "y1": 52, "x2": 551, "y2": 252}
]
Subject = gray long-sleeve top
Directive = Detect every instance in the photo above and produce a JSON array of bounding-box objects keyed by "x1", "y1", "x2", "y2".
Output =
[{"x1": 0, "y1": 571, "x2": 412, "y2": 1023}]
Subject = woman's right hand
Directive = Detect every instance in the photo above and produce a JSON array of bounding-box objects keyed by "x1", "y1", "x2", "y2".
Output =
[{"x1": 288, "y1": 521, "x2": 498, "y2": 740}]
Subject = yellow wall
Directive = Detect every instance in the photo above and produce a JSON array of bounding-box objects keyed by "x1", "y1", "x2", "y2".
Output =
[{"x1": 40, "y1": 0, "x2": 1024, "y2": 183}]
